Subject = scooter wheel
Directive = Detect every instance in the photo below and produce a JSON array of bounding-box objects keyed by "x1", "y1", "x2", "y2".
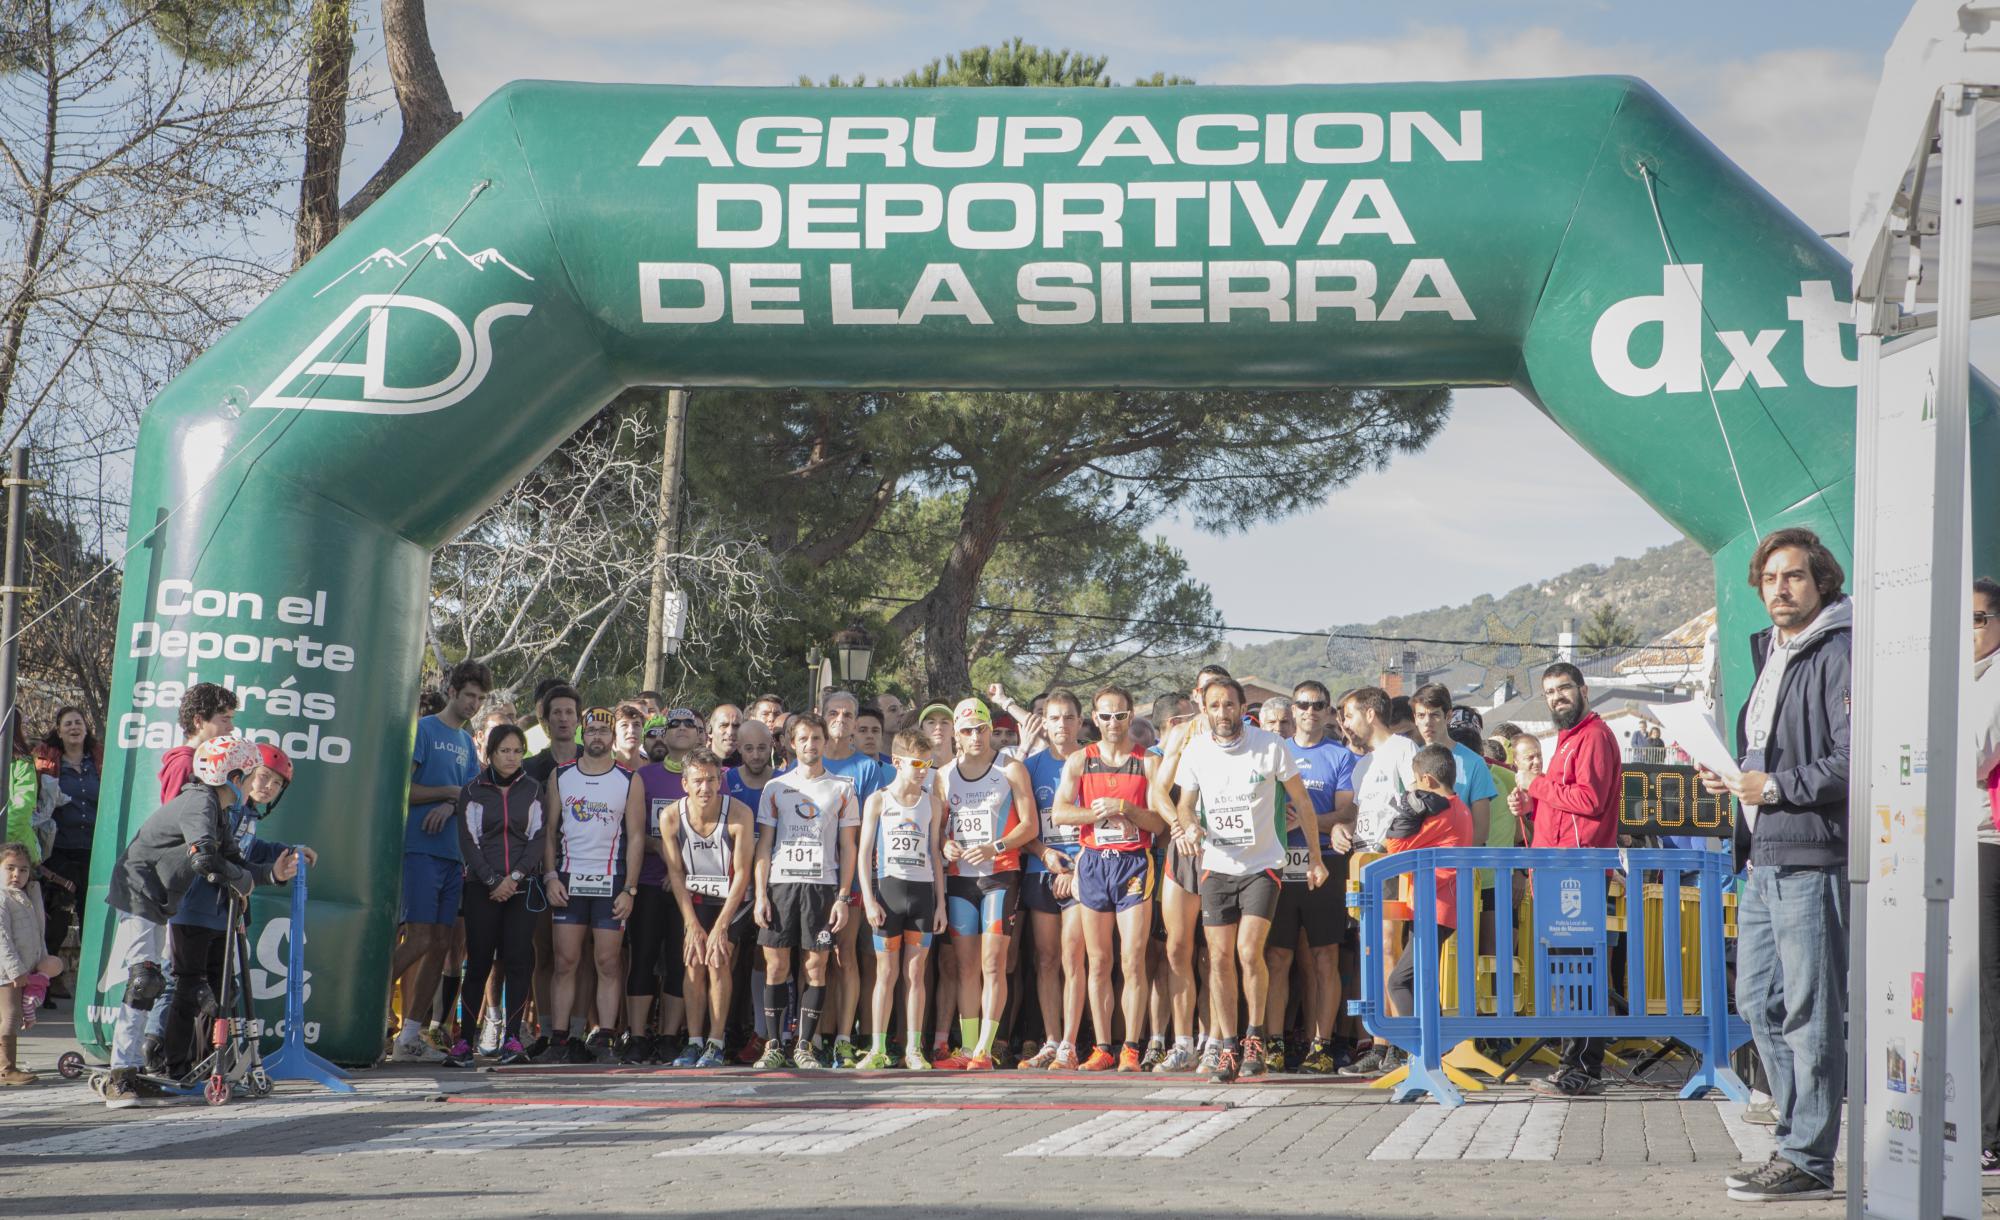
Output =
[
  {"x1": 204, "y1": 1075, "x2": 229, "y2": 1106},
  {"x1": 56, "y1": 1052, "x2": 85, "y2": 1080},
  {"x1": 249, "y1": 1067, "x2": 272, "y2": 1096}
]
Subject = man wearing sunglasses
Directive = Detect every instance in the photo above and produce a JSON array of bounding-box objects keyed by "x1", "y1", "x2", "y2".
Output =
[
  {"x1": 1278, "y1": 680, "x2": 1357, "y2": 1075},
  {"x1": 1054, "y1": 685, "x2": 1166, "y2": 1072},
  {"x1": 1018, "y1": 691, "x2": 1088, "y2": 1070}
]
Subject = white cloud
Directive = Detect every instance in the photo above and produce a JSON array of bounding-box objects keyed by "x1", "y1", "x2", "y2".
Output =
[{"x1": 1206, "y1": 26, "x2": 1875, "y2": 234}]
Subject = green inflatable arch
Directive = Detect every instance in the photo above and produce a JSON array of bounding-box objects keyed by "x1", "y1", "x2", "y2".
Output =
[{"x1": 77, "y1": 76, "x2": 1997, "y2": 1064}]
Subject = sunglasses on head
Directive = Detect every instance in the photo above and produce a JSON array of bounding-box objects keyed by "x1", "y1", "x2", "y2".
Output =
[
  {"x1": 1292, "y1": 699, "x2": 1329, "y2": 711},
  {"x1": 1095, "y1": 710, "x2": 1131, "y2": 722}
]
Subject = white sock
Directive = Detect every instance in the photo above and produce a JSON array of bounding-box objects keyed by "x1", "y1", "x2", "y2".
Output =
[
  {"x1": 400, "y1": 1018, "x2": 421, "y2": 1041},
  {"x1": 485, "y1": 1005, "x2": 503, "y2": 1022},
  {"x1": 1058, "y1": 1040, "x2": 1075, "y2": 1056},
  {"x1": 1178, "y1": 1034, "x2": 1196, "y2": 1051},
  {"x1": 708, "y1": 1036, "x2": 724, "y2": 1049}
]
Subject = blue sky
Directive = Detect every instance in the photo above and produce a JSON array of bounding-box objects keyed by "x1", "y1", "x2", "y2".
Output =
[{"x1": 334, "y1": 1, "x2": 1908, "y2": 637}]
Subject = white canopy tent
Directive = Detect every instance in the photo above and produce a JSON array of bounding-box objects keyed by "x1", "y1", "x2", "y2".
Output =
[{"x1": 1849, "y1": 3, "x2": 1993, "y2": 1218}]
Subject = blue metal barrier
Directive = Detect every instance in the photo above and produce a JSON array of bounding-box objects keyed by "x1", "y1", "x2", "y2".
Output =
[
  {"x1": 262, "y1": 862, "x2": 355, "y2": 1092},
  {"x1": 1345, "y1": 846, "x2": 1750, "y2": 1108}
]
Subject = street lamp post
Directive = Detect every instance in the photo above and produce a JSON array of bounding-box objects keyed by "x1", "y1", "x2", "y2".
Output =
[{"x1": 832, "y1": 625, "x2": 874, "y2": 685}]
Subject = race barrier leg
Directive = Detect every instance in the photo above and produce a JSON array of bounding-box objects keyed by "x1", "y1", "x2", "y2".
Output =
[{"x1": 261, "y1": 864, "x2": 356, "y2": 1093}]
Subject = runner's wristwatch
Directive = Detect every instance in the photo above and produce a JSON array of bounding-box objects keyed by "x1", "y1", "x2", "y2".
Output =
[{"x1": 624, "y1": 884, "x2": 640, "y2": 897}]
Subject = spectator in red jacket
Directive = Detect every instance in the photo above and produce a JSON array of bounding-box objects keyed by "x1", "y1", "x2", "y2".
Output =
[
  {"x1": 1516, "y1": 663, "x2": 1621, "y2": 850},
  {"x1": 1513, "y1": 661, "x2": 1620, "y2": 1098}
]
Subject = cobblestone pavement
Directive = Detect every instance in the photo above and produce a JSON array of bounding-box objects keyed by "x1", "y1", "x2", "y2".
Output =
[{"x1": 2, "y1": 1028, "x2": 1992, "y2": 1218}]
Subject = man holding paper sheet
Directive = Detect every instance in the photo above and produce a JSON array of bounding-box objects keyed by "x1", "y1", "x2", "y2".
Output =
[{"x1": 1699, "y1": 527, "x2": 1852, "y2": 1203}]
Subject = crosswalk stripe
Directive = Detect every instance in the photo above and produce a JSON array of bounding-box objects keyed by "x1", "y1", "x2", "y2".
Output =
[
  {"x1": 306, "y1": 1104, "x2": 621, "y2": 1156},
  {"x1": 1461, "y1": 1101, "x2": 1531, "y2": 1160},
  {"x1": 657, "y1": 1107, "x2": 951, "y2": 1156},
  {"x1": 1006, "y1": 1107, "x2": 1258, "y2": 1158},
  {"x1": 2, "y1": 1099, "x2": 375, "y2": 1158},
  {"x1": 1510, "y1": 1100, "x2": 1567, "y2": 1161},
  {"x1": 1143, "y1": 1087, "x2": 1294, "y2": 1107}
]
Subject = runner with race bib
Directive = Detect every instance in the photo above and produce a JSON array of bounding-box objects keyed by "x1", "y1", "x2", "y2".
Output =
[
  {"x1": 1017, "y1": 691, "x2": 1087, "y2": 1070},
  {"x1": 540, "y1": 707, "x2": 648, "y2": 1064},
  {"x1": 1171, "y1": 678, "x2": 1326, "y2": 1083},
  {"x1": 662, "y1": 748, "x2": 755, "y2": 1068},
  {"x1": 1054, "y1": 684, "x2": 1165, "y2": 1073},
  {"x1": 856, "y1": 730, "x2": 949, "y2": 1070},
  {"x1": 752, "y1": 713, "x2": 860, "y2": 1070}
]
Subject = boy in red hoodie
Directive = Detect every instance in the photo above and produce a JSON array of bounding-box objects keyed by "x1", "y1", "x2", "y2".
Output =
[
  {"x1": 155, "y1": 684, "x2": 239, "y2": 802},
  {"x1": 1341, "y1": 744, "x2": 1473, "y2": 1081}
]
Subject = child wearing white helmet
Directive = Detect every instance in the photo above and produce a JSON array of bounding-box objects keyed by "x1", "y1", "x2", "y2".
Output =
[{"x1": 100, "y1": 734, "x2": 301, "y2": 1109}]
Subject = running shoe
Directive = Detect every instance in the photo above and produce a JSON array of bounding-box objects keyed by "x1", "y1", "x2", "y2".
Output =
[
  {"x1": 619, "y1": 1033, "x2": 653, "y2": 1065},
  {"x1": 1140, "y1": 1041, "x2": 1166, "y2": 1072},
  {"x1": 904, "y1": 1046, "x2": 934, "y2": 1071},
  {"x1": 1116, "y1": 1045, "x2": 1143, "y2": 1073},
  {"x1": 523, "y1": 1034, "x2": 550, "y2": 1061},
  {"x1": 1079, "y1": 1047, "x2": 1116, "y2": 1071},
  {"x1": 1337, "y1": 1047, "x2": 1389, "y2": 1078},
  {"x1": 1528, "y1": 1068, "x2": 1604, "y2": 1098},
  {"x1": 443, "y1": 1039, "x2": 477, "y2": 1069},
  {"x1": 497, "y1": 1038, "x2": 530, "y2": 1066},
  {"x1": 584, "y1": 1030, "x2": 615, "y2": 1063},
  {"x1": 1262, "y1": 1036, "x2": 1287, "y2": 1074},
  {"x1": 1239, "y1": 1036, "x2": 1268, "y2": 1079},
  {"x1": 1209, "y1": 1048, "x2": 1240, "y2": 1084},
  {"x1": 1196, "y1": 1042, "x2": 1221, "y2": 1077},
  {"x1": 1019, "y1": 1043, "x2": 1061, "y2": 1070},
  {"x1": 754, "y1": 1041, "x2": 790, "y2": 1070},
  {"x1": 1153, "y1": 1044, "x2": 1197, "y2": 1074},
  {"x1": 561, "y1": 1036, "x2": 595, "y2": 1065},
  {"x1": 648, "y1": 1036, "x2": 676, "y2": 1065},
  {"x1": 855, "y1": 1049, "x2": 895, "y2": 1071},
  {"x1": 695, "y1": 1043, "x2": 727, "y2": 1069},
  {"x1": 792, "y1": 1041, "x2": 828, "y2": 1070},
  {"x1": 1051, "y1": 1044, "x2": 1080, "y2": 1071},
  {"x1": 422, "y1": 1023, "x2": 454, "y2": 1057},
  {"x1": 1299, "y1": 1043, "x2": 1338, "y2": 1075},
  {"x1": 961, "y1": 1053, "x2": 996, "y2": 1072},
  {"x1": 831, "y1": 1039, "x2": 859, "y2": 1070},
  {"x1": 390, "y1": 1033, "x2": 446, "y2": 1064},
  {"x1": 478, "y1": 1011, "x2": 504, "y2": 1056},
  {"x1": 671, "y1": 1042, "x2": 703, "y2": 1068},
  {"x1": 737, "y1": 1035, "x2": 767, "y2": 1066},
  {"x1": 992, "y1": 1041, "x2": 1017, "y2": 1070},
  {"x1": 933, "y1": 1050, "x2": 974, "y2": 1070}
]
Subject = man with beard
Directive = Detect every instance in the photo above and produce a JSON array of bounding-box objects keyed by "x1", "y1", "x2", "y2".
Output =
[
  {"x1": 624, "y1": 708, "x2": 703, "y2": 1061},
  {"x1": 1700, "y1": 529, "x2": 1853, "y2": 1202},
  {"x1": 1517, "y1": 661, "x2": 1620, "y2": 1098},
  {"x1": 1169, "y1": 678, "x2": 1324, "y2": 1083}
]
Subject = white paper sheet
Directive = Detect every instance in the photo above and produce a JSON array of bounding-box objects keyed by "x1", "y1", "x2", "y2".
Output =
[{"x1": 1647, "y1": 701, "x2": 1742, "y2": 783}]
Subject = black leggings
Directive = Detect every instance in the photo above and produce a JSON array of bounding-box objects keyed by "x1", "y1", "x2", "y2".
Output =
[
  {"x1": 161, "y1": 924, "x2": 227, "y2": 1076},
  {"x1": 41, "y1": 846, "x2": 89, "y2": 958},
  {"x1": 461, "y1": 882, "x2": 534, "y2": 1039},
  {"x1": 1388, "y1": 925, "x2": 1455, "y2": 1017},
  {"x1": 624, "y1": 883, "x2": 684, "y2": 1001}
]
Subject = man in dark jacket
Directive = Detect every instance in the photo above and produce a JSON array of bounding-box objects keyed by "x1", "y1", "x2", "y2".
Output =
[
  {"x1": 1701, "y1": 527, "x2": 1852, "y2": 1203},
  {"x1": 102, "y1": 736, "x2": 288, "y2": 1109}
]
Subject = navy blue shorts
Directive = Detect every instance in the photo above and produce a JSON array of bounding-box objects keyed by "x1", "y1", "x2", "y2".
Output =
[
  {"x1": 552, "y1": 871, "x2": 628, "y2": 931},
  {"x1": 400, "y1": 852, "x2": 463, "y2": 927},
  {"x1": 1077, "y1": 848, "x2": 1155, "y2": 914}
]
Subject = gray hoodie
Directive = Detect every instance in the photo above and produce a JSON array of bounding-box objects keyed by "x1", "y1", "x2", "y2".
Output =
[{"x1": 106, "y1": 783, "x2": 271, "y2": 924}]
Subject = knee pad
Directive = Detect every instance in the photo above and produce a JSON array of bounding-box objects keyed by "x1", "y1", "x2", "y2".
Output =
[{"x1": 126, "y1": 961, "x2": 167, "y2": 1011}]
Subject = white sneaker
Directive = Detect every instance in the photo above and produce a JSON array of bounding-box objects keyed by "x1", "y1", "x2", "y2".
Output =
[
  {"x1": 478, "y1": 1011, "x2": 504, "y2": 1056},
  {"x1": 391, "y1": 1034, "x2": 446, "y2": 1064}
]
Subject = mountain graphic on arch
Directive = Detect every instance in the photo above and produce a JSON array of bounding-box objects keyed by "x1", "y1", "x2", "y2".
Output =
[{"x1": 313, "y1": 234, "x2": 535, "y2": 298}]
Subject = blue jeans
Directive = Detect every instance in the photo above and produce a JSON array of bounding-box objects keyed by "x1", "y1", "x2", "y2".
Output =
[{"x1": 1735, "y1": 863, "x2": 1847, "y2": 1184}]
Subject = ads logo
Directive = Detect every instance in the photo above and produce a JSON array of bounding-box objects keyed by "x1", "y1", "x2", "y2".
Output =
[{"x1": 252, "y1": 235, "x2": 534, "y2": 416}]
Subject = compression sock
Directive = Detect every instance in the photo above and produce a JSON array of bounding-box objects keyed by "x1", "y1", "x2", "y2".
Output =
[
  {"x1": 975, "y1": 1019, "x2": 999, "y2": 1057},
  {"x1": 750, "y1": 970, "x2": 768, "y2": 1037},
  {"x1": 959, "y1": 1017, "x2": 978, "y2": 1051},
  {"x1": 762, "y1": 983, "x2": 785, "y2": 1048},
  {"x1": 798, "y1": 985, "x2": 827, "y2": 1047}
]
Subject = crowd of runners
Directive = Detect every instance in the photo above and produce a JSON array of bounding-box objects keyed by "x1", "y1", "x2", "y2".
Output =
[{"x1": 359, "y1": 658, "x2": 1523, "y2": 1087}]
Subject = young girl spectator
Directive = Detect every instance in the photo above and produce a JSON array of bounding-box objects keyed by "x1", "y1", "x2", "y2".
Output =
[{"x1": 1, "y1": 840, "x2": 65, "y2": 1085}]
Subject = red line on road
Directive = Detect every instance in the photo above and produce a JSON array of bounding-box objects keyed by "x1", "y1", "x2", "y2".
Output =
[
  {"x1": 485, "y1": 1066, "x2": 1319, "y2": 1084},
  {"x1": 446, "y1": 1096, "x2": 1225, "y2": 1114}
]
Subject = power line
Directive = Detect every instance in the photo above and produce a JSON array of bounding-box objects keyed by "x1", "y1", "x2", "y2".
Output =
[{"x1": 857, "y1": 593, "x2": 1708, "y2": 654}]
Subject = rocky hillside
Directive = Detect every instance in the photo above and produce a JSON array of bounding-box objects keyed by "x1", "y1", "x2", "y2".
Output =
[{"x1": 1218, "y1": 538, "x2": 1715, "y2": 691}]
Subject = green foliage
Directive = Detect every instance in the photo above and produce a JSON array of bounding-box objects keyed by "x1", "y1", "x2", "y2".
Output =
[
  {"x1": 1579, "y1": 601, "x2": 1642, "y2": 652},
  {"x1": 128, "y1": 0, "x2": 295, "y2": 69},
  {"x1": 802, "y1": 38, "x2": 1138, "y2": 89}
]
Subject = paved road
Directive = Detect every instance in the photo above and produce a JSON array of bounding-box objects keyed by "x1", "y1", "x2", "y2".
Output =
[{"x1": 0, "y1": 1026, "x2": 1981, "y2": 1218}]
